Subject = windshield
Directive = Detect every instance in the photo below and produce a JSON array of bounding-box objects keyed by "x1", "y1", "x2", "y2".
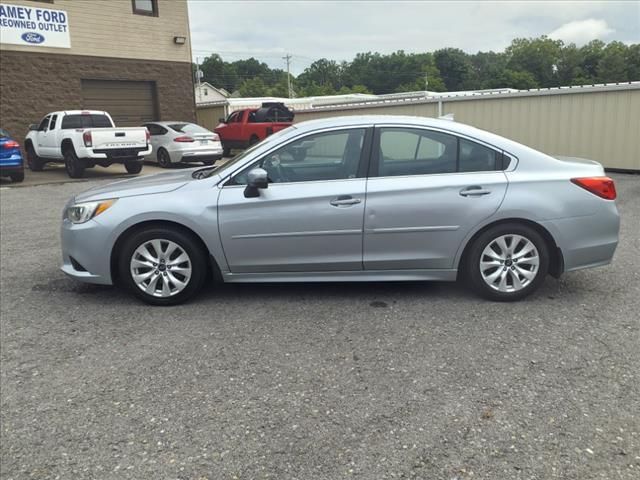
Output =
[
  {"x1": 192, "y1": 125, "x2": 297, "y2": 179},
  {"x1": 168, "y1": 123, "x2": 211, "y2": 134}
]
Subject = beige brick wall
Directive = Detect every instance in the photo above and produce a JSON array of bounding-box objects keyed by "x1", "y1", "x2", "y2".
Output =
[{"x1": 0, "y1": 0, "x2": 191, "y2": 63}]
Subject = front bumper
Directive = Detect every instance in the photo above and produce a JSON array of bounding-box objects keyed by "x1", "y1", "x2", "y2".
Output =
[{"x1": 60, "y1": 218, "x2": 113, "y2": 285}]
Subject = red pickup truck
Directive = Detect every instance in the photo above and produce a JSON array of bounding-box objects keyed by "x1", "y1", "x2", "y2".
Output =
[{"x1": 215, "y1": 102, "x2": 294, "y2": 156}]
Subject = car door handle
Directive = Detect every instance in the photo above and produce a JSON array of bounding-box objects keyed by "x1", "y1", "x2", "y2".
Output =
[
  {"x1": 330, "y1": 195, "x2": 361, "y2": 206},
  {"x1": 460, "y1": 186, "x2": 492, "y2": 197}
]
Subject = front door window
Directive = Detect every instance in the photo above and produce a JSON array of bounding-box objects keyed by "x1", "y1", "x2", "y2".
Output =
[{"x1": 232, "y1": 128, "x2": 366, "y2": 184}]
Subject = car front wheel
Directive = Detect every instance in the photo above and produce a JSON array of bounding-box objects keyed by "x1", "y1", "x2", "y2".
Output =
[
  {"x1": 466, "y1": 223, "x2": 549, "y2": 301},
  {"x1": 118, "y1": 227, "x2": 207, "y2": 305}
]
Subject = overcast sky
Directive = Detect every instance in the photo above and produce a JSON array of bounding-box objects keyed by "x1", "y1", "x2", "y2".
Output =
[{"x1": 188, "y1": 1, "x2": 640, "y2": 74}]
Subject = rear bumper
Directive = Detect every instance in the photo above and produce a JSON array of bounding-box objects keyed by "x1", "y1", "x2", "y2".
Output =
[
  {"x1": 86, "y1": 145, "x2": 152, "y2": 161},
  {"x1": 0, "y1": 153, "x2": 24, "y2": 172},
  {"x1": 541, "y1": 202, "x2": 620, "y2": 272},
  {"x1": 167, "y1": 143, "x2": 224, "y2": 163},
  {"x1": 0, "y1": 164, "x2": 24, "y2": 176},
  {"x1": 180, "y1": 153, "x2": 223, "y2": 163}
]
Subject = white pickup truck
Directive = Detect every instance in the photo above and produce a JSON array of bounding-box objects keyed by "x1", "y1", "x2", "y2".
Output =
[{"x1": 24, "y1": 110, "x2": 151, "y2": 178}]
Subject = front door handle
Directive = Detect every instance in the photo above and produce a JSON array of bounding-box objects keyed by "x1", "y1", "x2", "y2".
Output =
[
  {"x1": 330, "y1": 195, "x2": 361, "y2": 206},
  {"x1": 460, "y1": 186, "x2": 492, "y2": 197}
]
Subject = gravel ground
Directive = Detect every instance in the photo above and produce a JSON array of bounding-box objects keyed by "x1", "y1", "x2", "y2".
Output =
[{"x1": 1, "y1": 173, "x2": 638, "y2": 480}]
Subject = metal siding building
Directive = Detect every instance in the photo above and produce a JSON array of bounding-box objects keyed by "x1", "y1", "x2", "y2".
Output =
[{"x1": 281, "y1": 83, "x2": 639, "y2": 171}]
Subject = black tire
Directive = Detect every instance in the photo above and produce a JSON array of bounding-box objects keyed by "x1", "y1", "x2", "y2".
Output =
[
  {"x1": 465, "y1": 223, "x2": 549, "y2": 302},
  {"x1": 157, "y1": 148, "x2": 172, "y2": 168},
  {"x1": 64, "y1": 148, "x2": 85, "y2": 178},
  {"x1": 125, "y1": 161, "x2": 143, "y2": 174},
  {"x1": 26, "y1": 145, "x2": 45, "y2": 171},
  {"x1": 10, "y1": 170, "x2": 25, "y2": 182},
  {"x1": 117, "y1": 227, "x2": 208, "y2": 306},
  {"x1": 222, "y1": 146, "x2": 231, "y2": 157},
  {"x1": 202, "y1": 159, "x2": 215, "y2": 166},
  {"x1": 249, "y1": 135, "x2": 260, "y2": 146}
]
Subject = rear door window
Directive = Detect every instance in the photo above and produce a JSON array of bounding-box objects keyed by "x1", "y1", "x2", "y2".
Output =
[{"x1": 376, "y1": 128, "x2": 457, "y2": 176}]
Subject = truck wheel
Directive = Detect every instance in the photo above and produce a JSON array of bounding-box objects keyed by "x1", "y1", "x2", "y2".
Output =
[
  {"x1": 157, "y1": 148, "x2": 172, "y2": 168},
  {"x1": 249, "y1": 135, "x2": 260, "y2": 146},
  {"x1": 64, "y1": 149, "x2": 85, "y2": 178},
  {"x1": 10, "y1": 170, "x2": 25, "y2": 183},
  {"x1": 222, "y1": 146, "x2": 231, "y2": 157},
  {"x1": 26, "y1": 145, "x2": 44, "y2": 171},
  {"x1": 125, "y1": 161, "x2": 143, "y2": 174}
]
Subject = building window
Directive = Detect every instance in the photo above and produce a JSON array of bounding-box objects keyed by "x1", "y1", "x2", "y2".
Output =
[{"x1": 132, "y1": 0, "x2": 158, "y2": 16}]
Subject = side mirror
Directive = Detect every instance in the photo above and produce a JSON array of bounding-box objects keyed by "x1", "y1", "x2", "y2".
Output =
[
  {"x1": 218, "y1": 117, "x2": 226, "y2": 123},
  {"x1": 244, "y1": 168, "x2": 268, "y2": 198},
  {"x1": 29, "y1": 124, "x2": 38, "y2": 131}
]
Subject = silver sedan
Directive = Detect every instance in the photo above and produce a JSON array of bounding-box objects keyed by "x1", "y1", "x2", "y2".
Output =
[
  {"x1": 143, "y1": 121, "x2": 223, "y2": 167},
  {"x1": 61, "y1": 115, "x2": 619, "y2": 305}
]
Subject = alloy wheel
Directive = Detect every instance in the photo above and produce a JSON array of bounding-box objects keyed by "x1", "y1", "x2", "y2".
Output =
[
  {"x1": 479, "y1": 234, "x2": 539, "y2": 293},
  {"x1": 130, "y1": 239, "x2": 192, "y2": 297}
]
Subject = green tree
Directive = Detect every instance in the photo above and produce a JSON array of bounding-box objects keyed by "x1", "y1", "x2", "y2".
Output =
[
  {"x1": 434, "y1": 48, "x2": 474, "y2": 91},
  {"x1": 596, "y1": 41, "x2": 629, "y2": 83},
  {"x1": 506, "y1": 36, "x2": 563, "y2": 87},
  {"x1": 238, "y1": 77, "x2": 269, "y2": 97}
]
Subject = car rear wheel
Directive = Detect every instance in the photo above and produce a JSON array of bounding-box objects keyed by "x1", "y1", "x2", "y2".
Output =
[
  {"x1": 125, "y1": 161, "x2": 143, "y2": 174},
  {"x1": 157, "y1": 149, "x2": 172, "y2": 168},
  {"x1": 26, "y1": 145, "x2": 44, "y2": 171},
  {"x1": 465, "y1": 223, "x2": 549, "y2": 301},
  {"x1": 222, "y1": 146, "x2": 231, "y2": 157},
  {"x1": 118, "y1": 227, "x2": 207, "y2": 306},
  {"x1": 64, "y1": 149, "x2": 85, "y2": 178}
]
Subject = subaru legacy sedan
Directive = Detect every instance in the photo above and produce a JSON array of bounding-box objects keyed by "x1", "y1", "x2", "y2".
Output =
[{"x1": 61, "y1": 116, "x2": 619, "y2": 305}]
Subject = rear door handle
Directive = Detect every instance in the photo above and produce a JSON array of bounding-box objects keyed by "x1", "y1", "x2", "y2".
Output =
[
  {"x1": 460, "y1": 186, "x2": 492, "y2": 197},
  {"x1": 330, "y1": 195, "x2": 361, "y2": 206}
]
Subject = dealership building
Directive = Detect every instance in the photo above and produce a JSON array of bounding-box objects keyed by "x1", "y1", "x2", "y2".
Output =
[{"x1": 0, "y1": 0, "x2": 195, "y2": 142}]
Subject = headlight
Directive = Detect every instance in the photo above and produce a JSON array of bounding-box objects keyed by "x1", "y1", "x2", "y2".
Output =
[{"x1": 66, "y1": 199, "x2": 117, "y2": 224}]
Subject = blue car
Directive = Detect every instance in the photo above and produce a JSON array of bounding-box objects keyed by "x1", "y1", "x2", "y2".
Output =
[{"x1": 0, "y1": 128, "x2": 25, "y2": 182}]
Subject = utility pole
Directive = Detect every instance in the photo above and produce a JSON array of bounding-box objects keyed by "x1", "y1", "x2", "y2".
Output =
[
  {"x1": 424, "y1": 72, "x2": 429, "y2": 98},
  {"x1": 283, "y1": 53, "x2": 293, "y2": 98},
  {"x1": 195, "y1": 56, "x2": 202, "y2": 102}
]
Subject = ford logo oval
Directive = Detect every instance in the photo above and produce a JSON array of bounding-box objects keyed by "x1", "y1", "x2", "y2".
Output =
[{"x1": 21, "y1": 32, "x2": 45, "y2": 44}]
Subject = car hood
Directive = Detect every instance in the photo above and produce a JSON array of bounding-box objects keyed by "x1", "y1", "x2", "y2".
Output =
[{"x1": 74, "y1": 169, "x2": 195, "y2": 202}]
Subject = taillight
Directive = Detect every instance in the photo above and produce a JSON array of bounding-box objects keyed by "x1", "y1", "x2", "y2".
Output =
[
  {"x1": 174, "y1": 136, "x2": 195, "y2": 143},
  {"x1": 211, "y1": 133, "x2": 220, "y2": 141},
  {"x1": 83, "y1": 130, "x2": 92, "y2": 147},
  {"x1": 145, "y1": 128, "x2": 150, "y2": 143},
  {"x1": 2, "y1": 140, "x2": 19, "y2": 149},
  {"x1": 571, "y1": 177, "x2": 617, "y2": 200}
]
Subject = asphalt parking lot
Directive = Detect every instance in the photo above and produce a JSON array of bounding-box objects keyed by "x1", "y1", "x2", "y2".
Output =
[{"x1": 1, "y1": 173, "x2": 638, "y2": 479}]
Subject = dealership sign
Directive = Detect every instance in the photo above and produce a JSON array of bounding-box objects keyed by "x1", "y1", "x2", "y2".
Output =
[{"x1": 0, "y1": 3, "x2": 70, "y2": 48}]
